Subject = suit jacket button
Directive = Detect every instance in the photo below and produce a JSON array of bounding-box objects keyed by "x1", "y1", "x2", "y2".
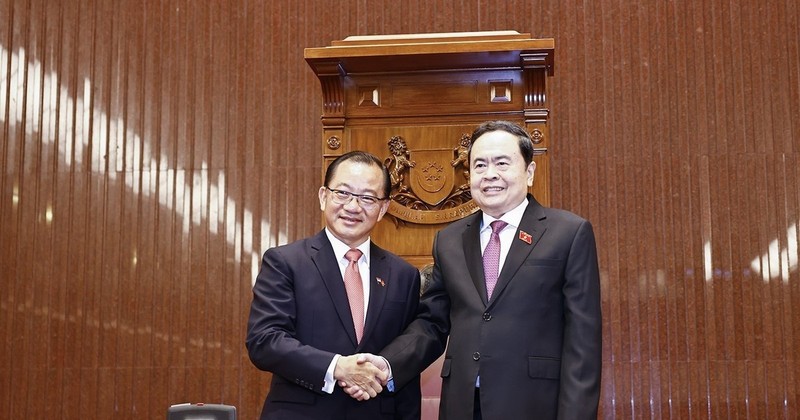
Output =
[
  {"x1": 483, "y1": 312, "x2": 492, "y2": 321},
  {"x1": 472, "y1": 352, "x2": 481, "y2": 361}
]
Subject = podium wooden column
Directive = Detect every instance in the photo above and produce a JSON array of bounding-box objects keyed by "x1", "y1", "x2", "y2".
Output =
[{"x1": 305, "y1": 31, "x2": 555, "y2": 267}]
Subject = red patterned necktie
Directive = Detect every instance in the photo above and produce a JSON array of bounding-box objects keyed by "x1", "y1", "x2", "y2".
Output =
[
  {"x1": 344, "y1": 249, "x2": 365, "y2": 343},
  {"x1": 483, "y1": 220, "x2": 508, "y2": 299}
]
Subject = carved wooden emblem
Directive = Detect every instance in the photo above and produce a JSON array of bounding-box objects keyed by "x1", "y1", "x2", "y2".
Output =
[
  {"x1": 327, "y1": 136, "x2": 341, "y2": 150},
  {"x1": 530, "y1": 128, "x2": 544, "y2": 144},
  {"x1": 384, "y1": 134, "x2": 478, "y2": 224}
]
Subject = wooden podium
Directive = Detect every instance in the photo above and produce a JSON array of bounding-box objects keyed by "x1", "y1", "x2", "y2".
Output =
[{"x1": 305, "y1": 31, "x2": 555, "y2": 267}]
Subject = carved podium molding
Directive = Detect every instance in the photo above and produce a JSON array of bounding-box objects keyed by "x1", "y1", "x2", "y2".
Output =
[{"x1": 305, "y1": 31, "x2": 555, "y2": 266}]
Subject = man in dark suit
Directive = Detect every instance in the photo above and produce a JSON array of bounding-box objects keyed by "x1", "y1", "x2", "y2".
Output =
[
  {"x1": 347, "y1": 121, "x2": 602, "y2": 419},
  {"x1": 246, "y1": 151, "x2": 422, "y2": 419}
]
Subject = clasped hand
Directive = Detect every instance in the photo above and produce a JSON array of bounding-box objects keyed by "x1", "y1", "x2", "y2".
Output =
[{"x1": 334, "y1": 353, "x2": 388, "y2": 401}]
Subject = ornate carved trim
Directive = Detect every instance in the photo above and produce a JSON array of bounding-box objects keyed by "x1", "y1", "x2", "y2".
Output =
[
  {"x1": 327, "y1": 136, "x2": 341, "y2": 150},
  {"x1": 530, "y1": 128, "x2": 544, "y2": 144},
  {"x1": 319, "y1": 74, "x2": 344, "y2": 116},
  {"x1": 521, "y1": 52, "x2": 549, "y2": 109}
]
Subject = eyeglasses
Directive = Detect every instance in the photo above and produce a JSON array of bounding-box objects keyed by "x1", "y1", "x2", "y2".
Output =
[{"x1": 325, "y1": 187, "x2": 386, "y2": 209}]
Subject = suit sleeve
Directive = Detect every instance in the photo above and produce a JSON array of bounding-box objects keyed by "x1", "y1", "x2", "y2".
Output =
[
  {"x1": 558, "y1": 220, "x2": 602, "y2": 419},
  {"x1": 245, "y1": 247, "x2": 335, "y2": 394},
  {"x1": 380, "y1": 231, "x2": 450, "y2": 388}
]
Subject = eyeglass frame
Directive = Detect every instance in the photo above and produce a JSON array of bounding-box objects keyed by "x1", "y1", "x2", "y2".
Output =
[{"x1": 324, "y1": 187, "x2": 388, "y2": 209}]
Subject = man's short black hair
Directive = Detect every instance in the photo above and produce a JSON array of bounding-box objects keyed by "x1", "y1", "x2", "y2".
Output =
[
  {"x1": 324, "y1": 151, "x2": 391, "y2": 199},
  {"x1": 468, "y1": 120, "x2": 535, "y2": 165}
]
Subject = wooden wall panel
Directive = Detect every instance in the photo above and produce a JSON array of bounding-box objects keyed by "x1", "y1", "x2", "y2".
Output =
[{"x1": 1, "y1": 0, "x2": 798, "y2": 418}]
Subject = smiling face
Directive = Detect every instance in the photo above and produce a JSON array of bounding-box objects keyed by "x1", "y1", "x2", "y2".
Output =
[
  {"x1": 469, "y1": 130, "x2": 536, "y2": 218},
  {"x1": 318, "y1": 160, "x2": 389, "y2": 248}
]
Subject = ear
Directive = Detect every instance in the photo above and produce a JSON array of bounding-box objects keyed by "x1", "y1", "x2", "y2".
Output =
[
  {"x1": 318, "y1": 187, "x2": 327, "y2": 210},
  {"x1": 526, "y1": 161, "x2": 536, "y2": 187},
  {"x1": 375, "y1": 199, "x2": 390, "y2": 221}
]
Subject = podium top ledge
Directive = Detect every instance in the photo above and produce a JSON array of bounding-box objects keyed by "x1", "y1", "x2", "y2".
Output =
[
  {"x1": 304, "y1": 31, "x2": 554, "y2": 59},
  {"x1": 336, "y1": 31, "x2": 530, "y2": 45}
]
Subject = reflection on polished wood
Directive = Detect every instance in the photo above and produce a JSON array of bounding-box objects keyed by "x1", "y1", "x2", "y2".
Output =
[{"x1": 0, "y1": 0, "x2": 798, "y2": 418}]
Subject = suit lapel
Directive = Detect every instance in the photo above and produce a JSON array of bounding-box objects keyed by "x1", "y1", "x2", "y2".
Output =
[
  {"x1": 361, "y1": 243, "x2": 389, "y2": 347},
  {"x1": 310, "y1": 231, "x2": 360, "y2": 346},
  {"x1": 461, "y1": 212, "x2": 488, "y2": 305},
  {"x1": 490, "y1": 195, "x2": 547, "y2": 305}
]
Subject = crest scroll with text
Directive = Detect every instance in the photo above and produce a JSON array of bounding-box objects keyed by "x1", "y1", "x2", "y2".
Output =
[{"x1": 383, "y1": 134, "x2": 479, "y2": 224}]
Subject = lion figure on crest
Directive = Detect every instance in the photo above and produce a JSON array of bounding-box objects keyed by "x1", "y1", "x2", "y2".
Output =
[{"x1": 384, "y1": 135, "x2": 416, "y2": 192}]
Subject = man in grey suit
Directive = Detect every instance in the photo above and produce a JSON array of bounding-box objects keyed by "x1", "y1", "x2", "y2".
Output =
[
  {"x1": 346, "y1": 121, "x2": 602, "y2": 419},
  {"x1": 247, "y1": 151, "x2": 422, "y2": 419}
]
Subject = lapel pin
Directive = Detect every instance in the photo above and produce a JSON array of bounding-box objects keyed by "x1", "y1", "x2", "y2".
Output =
[
  {"x1": 376, "y1": 277, "x2": 386, "y2": 287},
  {"x1": 519, "y1": 231, "x2": 532, "y2": 244}
]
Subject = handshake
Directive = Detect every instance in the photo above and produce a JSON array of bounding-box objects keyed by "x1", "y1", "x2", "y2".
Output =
[{"x1": 333, "y1": 353, "x2": 391, "y2": 401}]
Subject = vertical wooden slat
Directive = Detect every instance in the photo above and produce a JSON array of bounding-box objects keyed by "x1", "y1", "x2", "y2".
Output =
[{"x1": 42, "y1": 4, "x2": 67, "y2": 417}]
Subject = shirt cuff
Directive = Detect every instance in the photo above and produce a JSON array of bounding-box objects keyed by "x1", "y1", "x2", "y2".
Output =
[
  {"x1": 380, "y1": 356, "x2": 395, "y2": 392},
  {"x1": 322, "y1": 354, "x2": 341, "y2": 394}
]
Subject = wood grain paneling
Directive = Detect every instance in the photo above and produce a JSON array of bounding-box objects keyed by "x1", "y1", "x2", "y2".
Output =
[{"x1": 1, "y1": 0, "x2": 798, "y2": 418}]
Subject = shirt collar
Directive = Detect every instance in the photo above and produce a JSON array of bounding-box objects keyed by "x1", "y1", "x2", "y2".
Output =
[
  {"x1": 324, "y1": 228, "x2": 371, "y2": 264},
  {"x1": 481, "y1": 197, "x2": 529, "y2": 232}
]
